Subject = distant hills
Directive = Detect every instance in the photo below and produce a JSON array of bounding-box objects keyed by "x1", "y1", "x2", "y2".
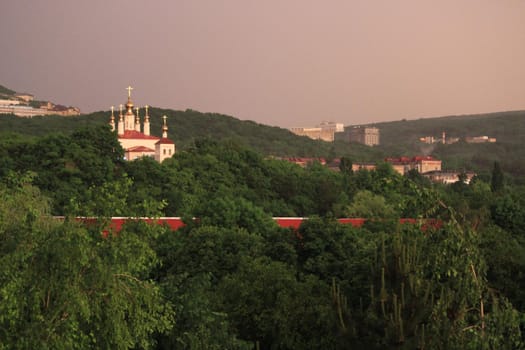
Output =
[{"x1": 1, "y1": 82, "x2": 524, "y2": 181}]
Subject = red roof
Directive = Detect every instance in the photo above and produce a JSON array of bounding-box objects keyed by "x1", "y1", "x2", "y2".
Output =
[
  {"x1": 119, "y1": 130, "x2": 160, "y2": 140},
  {"x1": 127, "y1": 146, "x2": 155, "y2": 152},
  {"x1": 155, "y1": 137, "x2": 175, "y2": 145}
]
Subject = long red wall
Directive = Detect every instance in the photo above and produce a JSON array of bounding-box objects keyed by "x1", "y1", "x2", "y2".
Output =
[{"x1": 70, "y1": 217, "x2": 439, "y2": 233}]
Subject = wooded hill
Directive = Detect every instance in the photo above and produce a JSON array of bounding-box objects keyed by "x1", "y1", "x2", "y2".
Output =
[
  {"x1": 1, "y1": 107, "x2": 524, "y2": 180},
  {"x1": 373, "y1": 110, "x2": 525, "y2": 180}
]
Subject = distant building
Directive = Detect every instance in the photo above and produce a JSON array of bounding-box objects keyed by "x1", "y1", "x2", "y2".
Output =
[
  {"x1": 0, "y1": 99, "x2": 20, "y2": 106},
  {"x1": 318, "y1": 121, "x2": 344, "y2": 134},
  {"x1": 278, "y1": 157, "x2": 327, "y2": 168},
  {"x1": 0, "y1": 105, "x2": 42, "y2": 117},
  {"x1": 419, "y1": 136, "x2": 436, "y2": 144},
  {"x1": 289, "y1": 127, "x2": 325, "y2": 140},
  {"x1": 0, "y1": 104, "x2": 80, "y2": 117},
  {"x1": 325, "y1": 158, "x2": 377, "y2": 172},
  {"x1": 109, "y1": 86, "x2": 175, "y2": 163},
  {"x1": 336, "y1": 126, "x2": 380, "y2": 146},
  {"x1": 419, "y1": 131, "x2": 459, "y2": 144},
  {"x1": 14, "y1": 93, "x2": 34, "y2": 102},
  {"x1": 385, "y1": 156, "x2": 442, "y2": 175},
  {"x1": 50, "y1": 105, "x2": 81, "y2": 116},
  {"x1": 352, "y1": 163, "x2": 377, "y2": 172},
  {"x1": 289, "y1": 121, "x2": 344, "y2": 142},
  {"x1": 0, "y1": 91, "x2": 80, "y2": 117},
  {"x1": 422, "y1": 170, "x2": 476, "y2": 184},
  {"x1": 465, "y1": 136, "x2": 496, "y2": 143}
]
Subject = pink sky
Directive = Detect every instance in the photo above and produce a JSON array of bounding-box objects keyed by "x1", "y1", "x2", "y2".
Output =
[{"x1": 1, "y1": 0, "x2": 525, "y2": 127}]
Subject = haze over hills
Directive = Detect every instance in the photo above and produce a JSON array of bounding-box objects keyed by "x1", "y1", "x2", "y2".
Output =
[{"x1": 1, "y1": 83, "x2": 524, "y2": 180}]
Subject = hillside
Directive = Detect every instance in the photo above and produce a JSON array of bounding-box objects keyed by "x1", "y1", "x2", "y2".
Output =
[
  {"x1": 1, "y1": 106, "x2": 524, "y2": 180},
  {"x1": 370, "y1": 110, "x2": 525, "y2": 179},
  {"x1": 0, "y1": 108, "x2": 381, "y2": 161},
  {"x1": 376, "y1": 110, "x2": 525, "y2": 146},
  {"x1": 0, "y1": 84, "x2": 16, "y2": 97}
]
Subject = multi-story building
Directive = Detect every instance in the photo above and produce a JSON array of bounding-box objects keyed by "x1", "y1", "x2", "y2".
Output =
[
  {"x1": 289, "y1": 121, "x2": 344, "y2": 142},
  {"x1": 0, "y1": 92, "x2": 80, "y2": 117},
  {"x1": 0, "y1": 104, "x2": 81, "y2": 117},
  {"x1": 385, "y1": 156, "x2": 442, "y2": 175},
  {"x1": 350, "y1": 126, "x2": 380, "y2": 146},
  {"x1": 335, "y1": 126, "x2": 380, "y2": 146}
]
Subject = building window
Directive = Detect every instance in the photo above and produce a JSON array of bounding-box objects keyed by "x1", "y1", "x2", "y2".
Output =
[{"x1": 163, "y1": 149, "x2": 166, "y2": 155}]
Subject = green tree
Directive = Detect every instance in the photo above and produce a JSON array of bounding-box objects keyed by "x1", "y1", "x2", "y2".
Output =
[
  {"x1": 491, "y1": 161, "x2": 505, "y2": 193},
  {"x1": 0, "y1": 178, "x2": 172, "y2": 349},
  {"x1": 359, "y1": 220, "x2": 523, "y2": 349},
  {"x1": 339, "y1": 156, "x2": 353, "y2": 175},
  {"x1": 346, "y1": 190, "x2": 397, "y2": 219},
  {"x1": 218, "y1": 257, "x2": 339, "y2": 349}
]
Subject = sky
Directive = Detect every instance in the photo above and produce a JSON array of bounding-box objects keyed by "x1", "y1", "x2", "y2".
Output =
[{"x1": 1, "y1": 1, "x2": 525, "y2": 128}]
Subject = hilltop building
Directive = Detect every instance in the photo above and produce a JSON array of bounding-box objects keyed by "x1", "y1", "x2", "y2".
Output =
[
  {"x1": 109, "y1": 86, "x2": 175, "y2": 162},
  {"x1": 419, "y1": 131, "x2": 495, "y2": 144},
  {"x1": 465, "y1": 136, "x2": 496, "y2": 143},
  {"x1": 289, "y1": 121, "x2": 344, "y2": 142},
  {"x1": 0, "y1": 90, "x2": 80, "y2": 117},
  {"x1": 335, "y1": 126, "x2": 380, "y2": 146},
  {"x1": 14, "y1": 93, "x2": 34, "y2": 102}
]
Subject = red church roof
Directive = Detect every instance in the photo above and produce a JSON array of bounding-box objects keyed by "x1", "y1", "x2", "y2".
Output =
[
  {"x1": 119, "y1": 130, "x2": 160, "y2": 140},
  {"x1": 155, "y1": 137, "x2": 175, "y2": 145}
]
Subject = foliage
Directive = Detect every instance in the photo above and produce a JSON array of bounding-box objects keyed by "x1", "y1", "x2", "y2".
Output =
[
  {"x1": 0, "y1": 123, "x2": 524, "y2": 348},
  {"x1": 362, "y1": 222, "x2": 523, "y2": 349},
  {"x1": 0, "y1": 178, "x2": 172, "y2": 349},
  {"x1": 491, "y1": 161, "x2": 505, "y2": 193}
]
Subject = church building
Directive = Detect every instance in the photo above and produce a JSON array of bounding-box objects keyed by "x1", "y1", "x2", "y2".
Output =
[{"x1": 109, "y1": 86, "x2": 175, "y2": 162}]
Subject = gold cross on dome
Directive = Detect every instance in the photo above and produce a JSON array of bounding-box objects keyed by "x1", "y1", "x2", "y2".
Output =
[{"x1": 126, "y1": 85, "x2": 134, "y2": 98}]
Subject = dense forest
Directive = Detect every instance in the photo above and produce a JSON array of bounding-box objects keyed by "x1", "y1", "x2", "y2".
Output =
[{"x1": 1, "y1": 125, "x2": 524, "y2": 349}]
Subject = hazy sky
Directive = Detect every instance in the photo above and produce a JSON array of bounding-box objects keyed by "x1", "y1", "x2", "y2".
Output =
[{"x1": 1, "y1": 1, "x2": 525, "y2": 127}]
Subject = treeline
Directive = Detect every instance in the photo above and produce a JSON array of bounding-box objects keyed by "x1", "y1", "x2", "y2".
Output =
[
  {"x1": 3, "y1": 107, "x2": 525, "y2": 181},
  {"x1": 0, "y1": 110, "x2": 377, "y2": 159},
  {"x1": 1, "y1": 126, "x2": 525, "y2": 348}
]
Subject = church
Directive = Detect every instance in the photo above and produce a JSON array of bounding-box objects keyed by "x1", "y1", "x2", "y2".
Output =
[{"x1": 109, "y1": 87, "x2": 175, "y2": 162}]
